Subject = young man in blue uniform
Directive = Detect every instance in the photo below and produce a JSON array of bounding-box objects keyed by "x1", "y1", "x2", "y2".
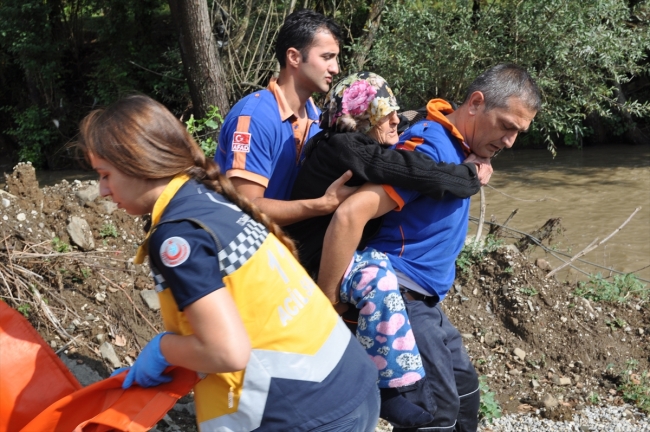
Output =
[
  {"x1": 317, "y1": 64, "x2": 542, "y2": 431},
  {"x1": 216, "y1": 9, "x2": 356, "y2": 226}
]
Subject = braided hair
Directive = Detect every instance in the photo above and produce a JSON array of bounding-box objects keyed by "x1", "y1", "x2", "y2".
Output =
[{"x1": 76, "y1": 95, "x2": 298, "y2": 257}]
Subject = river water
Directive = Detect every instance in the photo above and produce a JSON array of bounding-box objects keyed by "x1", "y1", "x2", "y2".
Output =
[
  {"x1": 469, "y1": 144, "x2": 650, "y2": 283},
  {"x1": 4, "y1": 144, "x2": 649, "y2": 282}
]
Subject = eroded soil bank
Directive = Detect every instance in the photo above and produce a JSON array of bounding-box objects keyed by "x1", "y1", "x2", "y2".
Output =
[{"x1": 1, "y1": 163, "x2": 648, "y2": 429}]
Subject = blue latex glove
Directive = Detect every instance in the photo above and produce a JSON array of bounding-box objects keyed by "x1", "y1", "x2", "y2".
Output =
[
  {"x1": 110, "y1": 367, "x2": 129, "y2": 377},
  {"x1": 122, "y1": 332, "x2": 173, "y2": 389}
]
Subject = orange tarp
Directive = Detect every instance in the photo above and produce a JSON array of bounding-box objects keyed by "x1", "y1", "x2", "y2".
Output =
[{"x1": 0, "y1": 301, "x2": 198, "y2": 432}]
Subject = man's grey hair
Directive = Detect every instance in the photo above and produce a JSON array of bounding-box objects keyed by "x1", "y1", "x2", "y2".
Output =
[{"x1": 463, "y1": 64, "x2": 542, "y2": 112}]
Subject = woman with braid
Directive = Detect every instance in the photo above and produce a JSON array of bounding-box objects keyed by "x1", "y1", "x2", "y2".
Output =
[{"x1": 76, "y1": 95, "x2": 380, "y2": 432}]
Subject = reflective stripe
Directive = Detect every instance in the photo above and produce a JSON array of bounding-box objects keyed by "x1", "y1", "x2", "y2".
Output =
[
  {"x1": 199, "y1": 318, "x2": 351, "y2": 432},
  {"x1": 458, "y1": 386, "x2": 479, "y2": 398},
  {"x1": 418, "y1": 420, "x2": 456, "y2": 431}
]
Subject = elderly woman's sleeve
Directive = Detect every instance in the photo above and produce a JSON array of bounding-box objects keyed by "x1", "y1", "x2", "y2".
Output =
[{"x1": 330, "y1": 133, "x2": 481, "y2": 200}]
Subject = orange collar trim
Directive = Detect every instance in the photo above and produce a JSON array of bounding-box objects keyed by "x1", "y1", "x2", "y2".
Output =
[
  {"x1": 426, "y1": 99, "x2": 470, "y2": 157},
  {"x1": 267, "y1": 77, "x2": 293, "y2": 121},
  {"x1": 267, "y1": 77, "x2": 317, "y2": 122}
]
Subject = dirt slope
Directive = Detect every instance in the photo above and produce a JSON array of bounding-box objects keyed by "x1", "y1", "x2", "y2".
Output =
[{"x1": 1, "y1": 163, "x2": 648, "y2": 426}]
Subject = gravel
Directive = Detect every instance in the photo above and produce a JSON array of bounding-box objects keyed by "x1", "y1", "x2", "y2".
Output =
[{"x1": 478, "y1": 405, "x2": 649, "y2": 432}]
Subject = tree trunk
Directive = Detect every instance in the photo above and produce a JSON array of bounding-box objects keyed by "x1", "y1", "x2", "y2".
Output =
[
  {"x1": 168, "y1": 0, "x2": 230, "y2": 119},
  {"x1": 351, "y1": 0, "x2": 385, "y2": 70}
]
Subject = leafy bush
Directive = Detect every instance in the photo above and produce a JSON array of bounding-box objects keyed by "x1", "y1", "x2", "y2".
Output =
[
  {"x1": 17, "y1": 303, "x2": 31, "y2": 318},
  {"x1": 100, "y1": 223, "x2": 118, "y2": 238},
  {"x1": 519, "y1": 286, "x2": 539, "y2": 297},
  {"x1": 0, "y1": 0, "x2": 188, "y2": 168},
  {"x1": 3, "y1": 106, "x2": 58, "y2": 166},
  {"x1": 186, "y1": 105, "x2": 223, "y2": 158},
  {"x1": 367, "y1": 0, "x2": 650, "y2": 152},
  {"x1": 51, "y1": 237, "x2": 70, "y2": 253},
  {"x1": 619, "y1": 360, "x2": 650, "y2": 414}
]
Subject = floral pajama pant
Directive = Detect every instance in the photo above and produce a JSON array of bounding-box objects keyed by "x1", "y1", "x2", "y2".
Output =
[{"x1": 340, "y1": 248, "x2": 426, "y2": 388}]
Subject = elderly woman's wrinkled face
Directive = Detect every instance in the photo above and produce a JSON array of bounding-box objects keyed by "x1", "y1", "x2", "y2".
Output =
[{"x1": 367, "y1": 111, "x2": 400, "y2": 145}]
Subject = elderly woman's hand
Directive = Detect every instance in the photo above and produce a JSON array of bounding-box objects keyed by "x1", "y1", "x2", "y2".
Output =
[
  {"x1": 464, "y1": 154, "x2": 493, "y2": 186},
  {"x1": 319, "y1": 170, "x2": 359, "y2": 214}
]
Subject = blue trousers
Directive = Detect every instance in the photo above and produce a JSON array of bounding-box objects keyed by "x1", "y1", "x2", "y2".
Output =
[
  {"x1": 393, "y1": 299, "x2": 480, "y2": 432},
  {"x1": 311, "y1": 387, "x2": 380, "y2": 432}
]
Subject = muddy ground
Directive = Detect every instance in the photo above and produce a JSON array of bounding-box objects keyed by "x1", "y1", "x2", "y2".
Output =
[{"x1": 1, "y1": 163, "x2": 648, "y2": 429}]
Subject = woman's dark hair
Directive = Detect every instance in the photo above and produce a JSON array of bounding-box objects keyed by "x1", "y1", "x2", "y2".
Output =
[
  {"x1": 76, "y1": 95, "x2": 297, "y2": 257},
  {"x1": 275, "y1": 9, "x2": 342, "y2": 68}
]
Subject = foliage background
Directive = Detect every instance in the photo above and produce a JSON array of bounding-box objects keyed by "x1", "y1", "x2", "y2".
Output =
[
  {"x1": 0, "y1": 0, "x2": 648, "y2": 169},
  {"x1": 366, "y1": 0, "x2": 650, "y2": 152}
]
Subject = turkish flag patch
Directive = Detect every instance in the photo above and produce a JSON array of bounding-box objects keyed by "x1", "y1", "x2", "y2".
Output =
[
  {"x1": 160, "y1": 237, "x2": 191, "y2": 267},
  {"x1": 232, "y1": 131, "x2": 251, "y2": 152}
]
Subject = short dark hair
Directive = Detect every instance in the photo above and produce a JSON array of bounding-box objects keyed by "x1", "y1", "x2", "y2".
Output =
[
  {"x1": 464, "y1": 64, "x2": 542, "y2": 112},
  {"x1": 275, "y1": 9, "x2": 342, "y2": 68}
]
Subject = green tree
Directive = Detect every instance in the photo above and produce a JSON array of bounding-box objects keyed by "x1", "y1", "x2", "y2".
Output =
[
  {"x1": 0, "y1": 0, "x2": 188, "y2": 168},
  {"x1": 367, "y1": 0, "x2": 650, "y2": 151}
]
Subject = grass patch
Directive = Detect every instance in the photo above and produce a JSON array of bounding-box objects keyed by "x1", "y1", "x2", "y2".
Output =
[
  {"x1": 456, "y1": 236, "x2": 503, "y2": 276},
  {"x1": 618, "y1": 360, "x2": 650, "y2": 414},
  {"x1": 51, "y1": 237, "x2": 70, "y2": 253},
  {"x1": 479, "y1": 376, "x2": 502, "y2": 422},
  {"x1": 575, "y1": 273, "x2": 648, "y2": 303},
  {"x1": 99, "y1": 222, "x2": 118, "y2": 238}
]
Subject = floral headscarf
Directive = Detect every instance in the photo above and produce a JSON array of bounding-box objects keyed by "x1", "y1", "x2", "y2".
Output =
[{"x1": 320, "y1": 72, "x2": 400, "y2": 134}]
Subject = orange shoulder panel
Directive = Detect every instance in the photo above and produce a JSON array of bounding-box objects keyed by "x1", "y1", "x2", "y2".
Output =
[{"x1": 233, "y1": 115, "x2": 251, "y2": 170}]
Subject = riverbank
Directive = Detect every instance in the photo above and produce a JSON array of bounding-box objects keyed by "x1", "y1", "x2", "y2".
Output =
[
  {"x1": 1, "y1": 163, "x2": 648, "y2": 430},
  {"x1": 470, "y1": 144, "x2": 650, "y2": 283}
]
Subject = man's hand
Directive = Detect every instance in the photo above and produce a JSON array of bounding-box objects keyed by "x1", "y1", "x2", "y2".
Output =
[
  {"x1": 228, "y1": 172, "x2": 357, "y2": 226},
  {"x1": 318, "y1": 170, "x2": 358, "y2": 214},
  {"x1": 464, "y1": 153, "x2": 493, "y2": 185}
]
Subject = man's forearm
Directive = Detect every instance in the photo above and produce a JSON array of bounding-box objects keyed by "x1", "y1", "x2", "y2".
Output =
[
  {"x1": 231, "y1": 170, "x2": 355, "y2": 226},
  {"x1": 250, "y1": 196, "x2": 331, "y2": 226}
]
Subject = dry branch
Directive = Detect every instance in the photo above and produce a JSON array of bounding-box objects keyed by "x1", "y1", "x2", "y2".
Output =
[
  {"x1": 489, "y1": 208, "x2": 519, "y2": 237},
  {"x1": 32, "y1": 287, "x2": 75, "y2": 341},
  {"x1": 474, "y1": 187, "x2": 486, "y2": 245},
  {"x1": 546, "y1": 207, "x2": 642, "y2": 278},
  {"x1": 98, "y1": 273, "x2": 159, "y2": 334}
]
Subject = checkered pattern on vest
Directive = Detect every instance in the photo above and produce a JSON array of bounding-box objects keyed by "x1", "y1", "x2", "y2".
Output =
[
  {"x1": 217, "y1": 219, "x2": 269, "y2": 276},
  {"x1": 151, "y1": 266, "x2": 168, "y2": 293}
]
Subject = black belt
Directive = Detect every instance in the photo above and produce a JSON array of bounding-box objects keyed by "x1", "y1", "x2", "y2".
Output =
[{"x1": 399, "y1": 285, "x2": 437, "y2": 301}]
